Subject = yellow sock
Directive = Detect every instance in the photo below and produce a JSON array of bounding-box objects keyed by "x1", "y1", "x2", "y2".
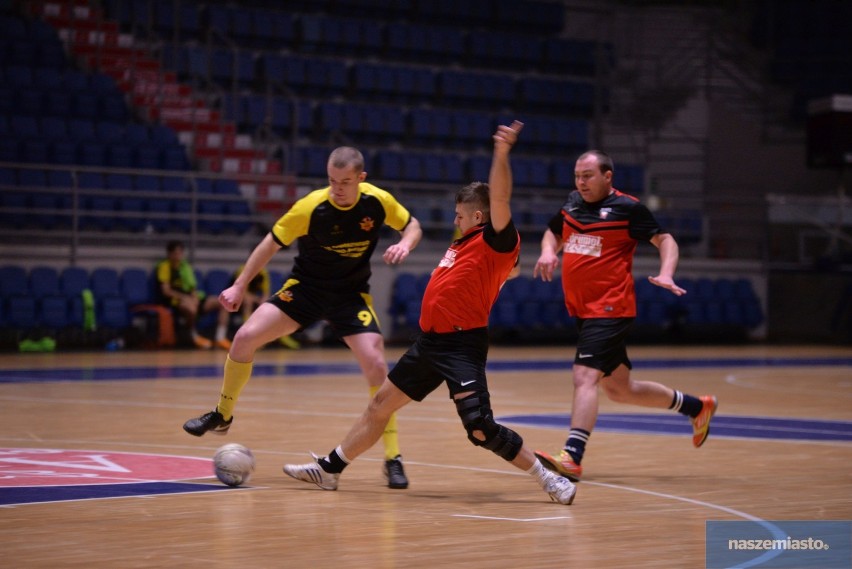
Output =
[
  {"x1": 217, "y1": 356, "x2": 253, "y2": 420},
  {"x1": 370, "y1": 386, "x2": 400, "y2": 460}
]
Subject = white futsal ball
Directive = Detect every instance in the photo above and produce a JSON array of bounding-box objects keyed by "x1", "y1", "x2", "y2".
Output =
[{"x1": 213, "y1": 443, "x2": 256, "y2": 487}]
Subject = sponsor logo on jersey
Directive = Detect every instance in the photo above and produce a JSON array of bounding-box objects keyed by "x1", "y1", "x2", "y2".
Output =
[{"x1": 564, "y1": 233, "x2": 603, "y2": 257}]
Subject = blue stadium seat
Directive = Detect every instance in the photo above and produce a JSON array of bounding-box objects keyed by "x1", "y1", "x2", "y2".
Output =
[
  {"x1": 0, "y1": 265, "x2": 28, "y2": 297},
  {"x1": 198, "y1": 200, "x2": 226, "y2": 233},
  {"x1": 138, "y1": 149, "x2": 166, "y2": 177},
  {"x1": 213, "y1": 179, "x2": 240, "y2": 195},
  {"x1": 120, "y1": 267, "x2": 154, "y2": 305},
  {"x1": 50, "y1": 141, "x2": 78, "y2": 165},
  {"x1": 226, "y1": 200, "x2": 253, "y2": 234},
  {"x1": 98, "y1": 296, "x2": 130, "y2": 329},
  {"x1": 125, "y1": 124, "x2": 150, "y2": 145},
  {"x1": 10, "y1": 115, "x2": 39, "y2": 139},
  {"x1": 78, "y1": 142, "x2": 107, "y2": 166},
  {"x1": 60, "y1": 266, "x2": 90, "y2": 297},
  {"x1": 39, "y1": 295, "x2": 70, "y2": 329},
  {"x1": 714, "y1": 278, "x2": 735, "y2": 301},
  {"x1": 40, "y1": 117, "x2": 68, "y2": 141},
  {"x1": 374, "y1": 150, "x2": 403, "y2": 180},
  {"x1": 162, "y1": 146, "x2": 189, "y2": 170},
  {"x1": 204, "y1": 269, "x2": 231, "y2": 296},
  {"x1": 160, "y1": 175, "x2": 188, "y2": 194},
  {"x1": 29, "y1": 266, "x2": 60, "y2": 299},
  {"x1": 133, "y1": 175, "x2": 161, "y2": 192},
  {"x1": 7, "y1": 295, "x2": 38, "y2": 329},
  {"x1": 106, "y1": 174, "x2": 133, "y2": 191},
  {"x1": 90, "y1": 267, "x2": 121, "y2": 298},
  {"x1": 118, "y1": 197, "x2": 147, "y2": 232},
  {"x1": 67, "y1": 118, "x2": 97, "y2": 142},
  {"x1": 391, "y1": 273, "x2": 421, "y2": 319}
]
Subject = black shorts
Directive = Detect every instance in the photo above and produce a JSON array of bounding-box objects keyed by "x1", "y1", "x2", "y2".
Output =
[
  {"x1": 388, "y1": 327, "x2": 489, "y2": 402},
  {"x1": 266, "y1": 278, "x2": 381, "y2": 337},
  {"x1": 573, "y1": 317, "x2": 634, "y2": 376}
]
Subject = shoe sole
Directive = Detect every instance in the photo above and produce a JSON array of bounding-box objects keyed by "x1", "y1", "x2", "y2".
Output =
[
  {"x1": 182, "y1": 425, "x2": 230, "y2": 437},
  {"x1": 535, "y1": 451, "x2": 582, "y2": 482},
  {"x1": 693, "y1": 398, "x2": 718, "y2": 448}
]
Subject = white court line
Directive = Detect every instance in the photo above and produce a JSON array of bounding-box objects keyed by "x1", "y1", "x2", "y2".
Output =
[
  {"x1": 0, "y1": 435, "x2": 793, "y2": 566},
  {"x1": 453, "y1": 514, "x2": 571, "y2": 522}
]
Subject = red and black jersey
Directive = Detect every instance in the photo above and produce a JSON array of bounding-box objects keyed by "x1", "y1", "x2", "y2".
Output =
[
  {"x1": 548, "y1": 189, "x2": 661, "y2": 318},
  {"x1": 420, "y1": 220, "x2": 520, "y2": 333}
]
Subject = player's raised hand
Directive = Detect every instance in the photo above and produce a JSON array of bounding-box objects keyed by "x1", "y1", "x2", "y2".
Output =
[{"x1": 493, "y1": 120, "x2": 524, "y2": 151}]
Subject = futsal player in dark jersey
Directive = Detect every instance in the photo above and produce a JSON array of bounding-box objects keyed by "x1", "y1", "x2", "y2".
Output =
[
  {"x1": 532, "y1": 150, "x2": 718, "y2": 482},
  {"x1": 282, "y1": 121, "x2": 577, "y2": 505},
  {"x1": 183, "y1": 146, "x2": 423, "y2": 489}
]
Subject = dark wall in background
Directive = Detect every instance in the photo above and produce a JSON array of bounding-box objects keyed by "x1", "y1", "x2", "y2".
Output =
[{"x1": 767, "y1": 271, "x2": 852, "y2": 344}]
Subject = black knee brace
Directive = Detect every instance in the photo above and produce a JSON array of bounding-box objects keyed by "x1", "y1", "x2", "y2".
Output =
[{"x1": 454, "y1": 392, "x2": 523, "y2": 461}]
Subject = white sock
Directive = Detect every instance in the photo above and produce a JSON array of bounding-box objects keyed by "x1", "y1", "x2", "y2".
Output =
[
  {"x1": 527, "y1": 460, "x2": 550, "y2": 486},
  {"x1": 215, "y1": 324, "x2": 227, "y2": 341}
]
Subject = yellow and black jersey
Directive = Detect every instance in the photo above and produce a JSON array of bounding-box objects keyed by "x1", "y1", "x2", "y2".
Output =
[
  {"x1": 155, "y1": 259, "x2": 198, "y2": 306},
  {"x1": 270, "y1": 183, "x2": 411, "y2": 292}
]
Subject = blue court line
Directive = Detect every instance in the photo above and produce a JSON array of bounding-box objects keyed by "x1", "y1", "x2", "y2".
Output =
[
  {"x1": 0, "y1": 481, "x2": 236, "y2": 506},
  {"x1": 0, "y1": 356, "x2": 850, "y2": 384},
  {"x1": 500, "y1": 413, "x2": 852, "y2": 442}
]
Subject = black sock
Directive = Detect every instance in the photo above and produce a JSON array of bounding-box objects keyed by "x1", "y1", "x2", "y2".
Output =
[
  {"x1": 318, "y1": 448, "x2": 349, "y2": 474},
  {"x1": 563, "y1": 428, "x2": 591, "y2": 464},
  {"x1": 669, "y1": 390, "x2": 703, "y2": 417}
]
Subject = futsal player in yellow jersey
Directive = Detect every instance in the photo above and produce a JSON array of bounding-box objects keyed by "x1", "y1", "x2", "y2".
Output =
[{"x1": 184, "y1": 146, "x2": 422, "y2": 489}]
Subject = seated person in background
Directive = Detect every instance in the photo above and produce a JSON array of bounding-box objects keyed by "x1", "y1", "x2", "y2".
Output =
[
  {"x1": 156, "y1": 240, "x2": 220, "y2": 349},
  {"x1": 214, "y1": 265, "x2": 300, "y2": 350}
]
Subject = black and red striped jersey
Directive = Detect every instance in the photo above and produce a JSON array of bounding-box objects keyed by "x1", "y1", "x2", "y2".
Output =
[
  {"x1": 548, "y1": 189, "x2": 661, "y2": 318},
  {"x1": 420, "y1": 220, "x2": 520, "y2": 333}
]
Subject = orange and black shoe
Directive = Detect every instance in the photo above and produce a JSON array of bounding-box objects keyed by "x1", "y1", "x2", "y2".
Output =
[
  {"x1": 534, "y1": 449, "x2": 583, "y2": 482},
  {"x1": 691, "y1": 395, "x2": 718, "y2": 447}
]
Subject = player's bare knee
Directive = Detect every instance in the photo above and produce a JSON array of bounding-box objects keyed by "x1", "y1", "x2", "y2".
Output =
[
  {"x1": 454, "y1": 393, "x2": 523, "y2": 461},
  {"x1": 365, "y1": 392, "x2": 394, "y2": 423}
]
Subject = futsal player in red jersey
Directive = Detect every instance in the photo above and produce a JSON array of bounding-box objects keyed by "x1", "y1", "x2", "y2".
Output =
[
  {"x1": 533, "y1": 150, "x2": 718, "y2": 482},
  {"x1": 283, "y1": 121, "x2": 577, "y2": 505}
]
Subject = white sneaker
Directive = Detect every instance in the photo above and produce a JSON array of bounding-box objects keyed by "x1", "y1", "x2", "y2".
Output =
[
  {"x1": 541, "y1": 471, "x2": 577, "y2": 505},
  {"x1": 283, "y1": 452, "x2": 340, "y2": 491}
]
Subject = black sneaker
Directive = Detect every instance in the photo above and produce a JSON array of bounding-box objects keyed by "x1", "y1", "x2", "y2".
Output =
[
  {"x1": 183, "y1": 410, "x2": 233, "y2": 436},
  {"x1": 383, "y1": 455, "x2": 409, "y2": 489}
]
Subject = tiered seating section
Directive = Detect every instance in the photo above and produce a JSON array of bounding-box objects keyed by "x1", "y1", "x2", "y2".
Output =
[
  {"x1": 0, "y1": 263, "x2": 765, "y2": 350},
  {"x1": 0, "y1": 263, "x2": 288, "y2": 349},
  {"x1": 0, "y1": 14, "x2": 189, "y2": 170},
  {"x1": 0, "y1": 165, "x2": 253, "y2": 233},
  {"x1": 390, "y1": 272, "x2": 765, "y2": 343}
]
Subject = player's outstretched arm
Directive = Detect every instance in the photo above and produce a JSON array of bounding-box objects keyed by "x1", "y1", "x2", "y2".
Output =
[
  {"x1": 648, "y1": 233, "x2": 686, "y2": 296},
  {"x1": 489, "y1": 120, "x2": 523, "y2": 234},
  {"x1": 383, "y1": 215, "x2": 422, "y2": 265}
]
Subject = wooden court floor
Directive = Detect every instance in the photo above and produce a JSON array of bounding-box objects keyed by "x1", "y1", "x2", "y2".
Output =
[{"x1": 1, "y1": 344, "x2": 850, "y2": 568}]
